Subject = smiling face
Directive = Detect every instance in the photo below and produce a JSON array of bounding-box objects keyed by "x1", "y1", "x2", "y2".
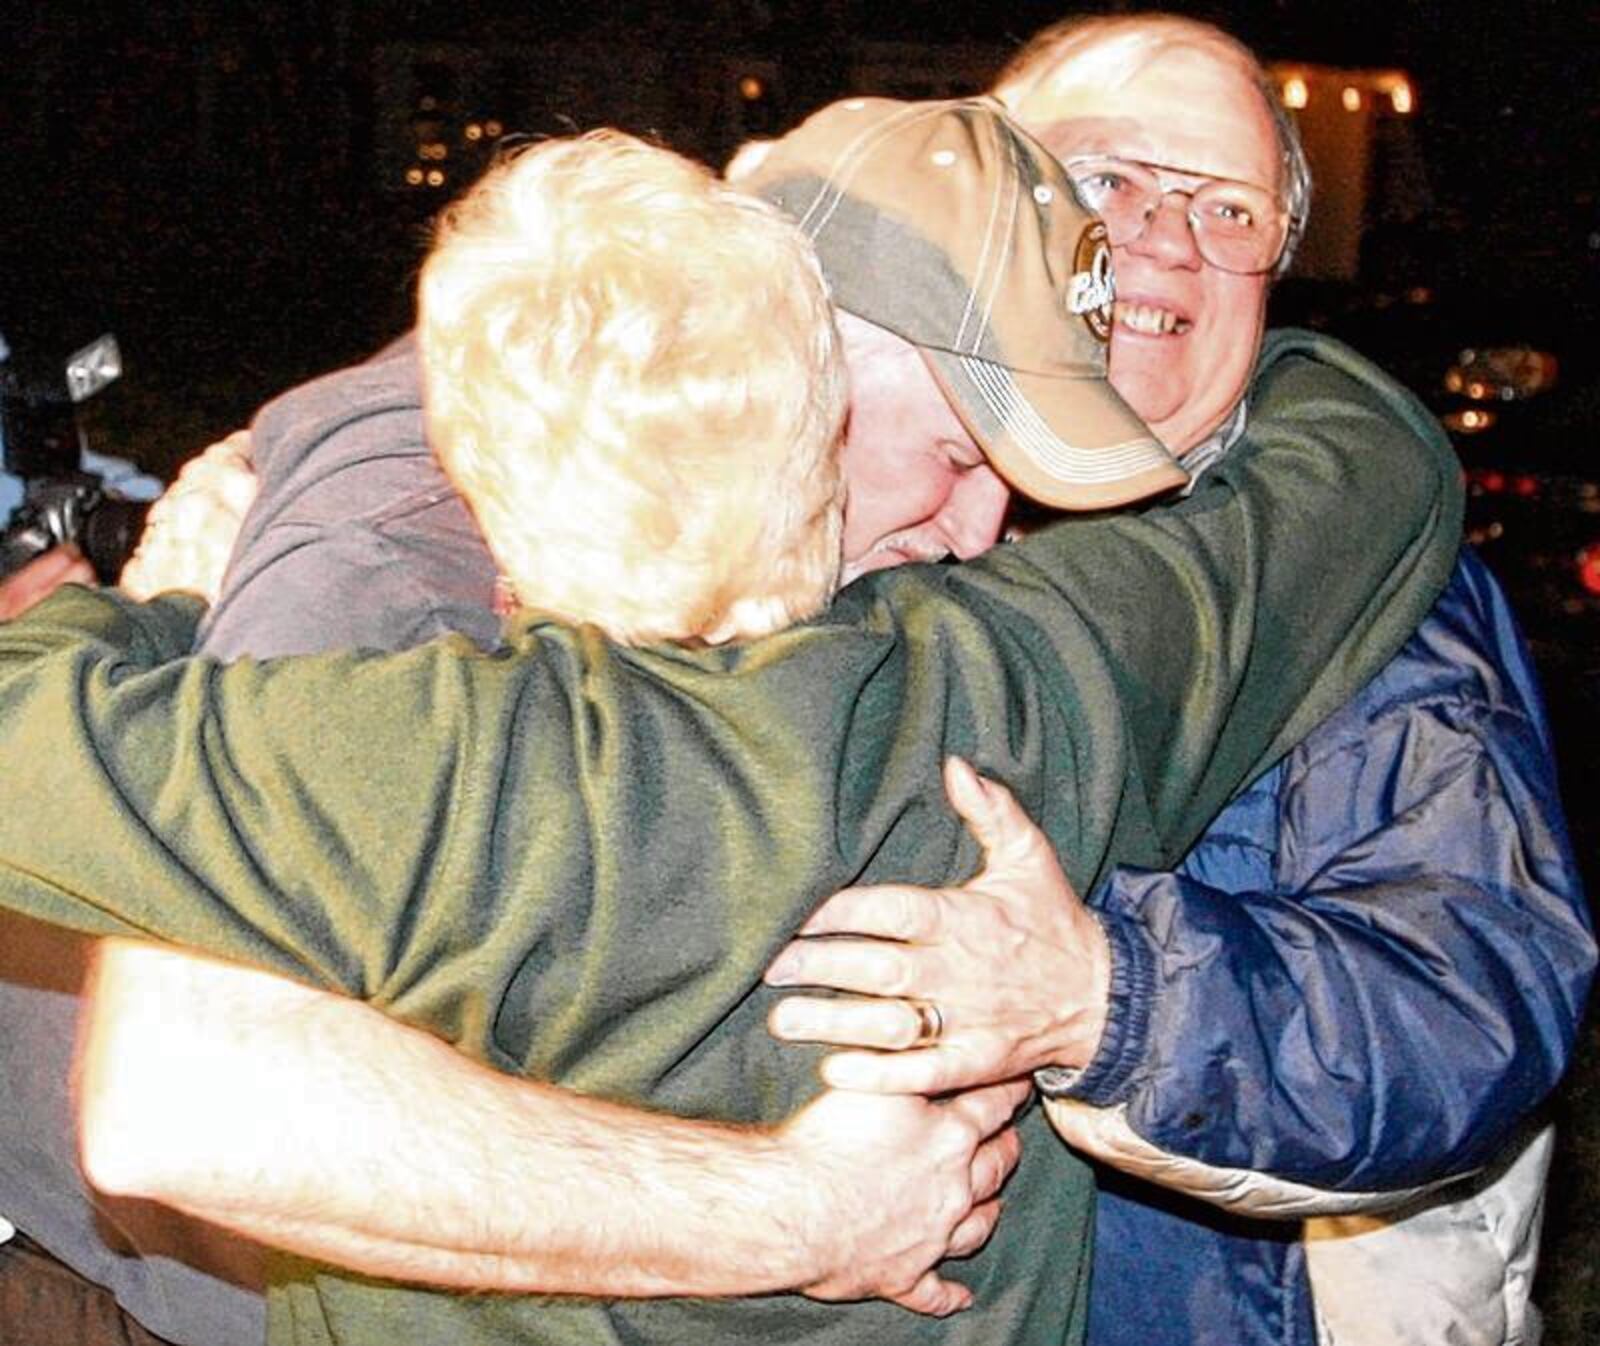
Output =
[
  {"x1": 1015, "y1": 44, "x2": 1283, "y2": 453},
  {"x1": 834, "y1": 311, "x2": 1011, "y2": 585}
]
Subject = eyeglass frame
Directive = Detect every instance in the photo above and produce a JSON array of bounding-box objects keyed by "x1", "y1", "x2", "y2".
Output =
[{"x1": 1061, "y1": 153, "x2": 1295, "y2": 276}]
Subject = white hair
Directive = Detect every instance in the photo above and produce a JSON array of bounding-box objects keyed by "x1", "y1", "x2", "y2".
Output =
[{"x1": 419, "y1": 130, "x2": 847, "y2": 646}]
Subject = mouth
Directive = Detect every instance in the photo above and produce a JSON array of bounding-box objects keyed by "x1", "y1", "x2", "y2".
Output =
[{"x1": 1114, "y1": 301, "x2": 1193, "y2": 337}]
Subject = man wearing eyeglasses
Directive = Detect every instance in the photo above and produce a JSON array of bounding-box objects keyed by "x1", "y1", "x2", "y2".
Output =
[
  {"x1": 762, "y1": 15, "x2": 1591, "y2": 1346},
  {"x1": 1023, "y1": 22, "x2": 1305, "y2": 459}
]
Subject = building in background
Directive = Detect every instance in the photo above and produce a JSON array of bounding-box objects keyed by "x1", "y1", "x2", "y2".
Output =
[{"x1": 1269, "y1": 62, "x2": 1426, "y2": 281}]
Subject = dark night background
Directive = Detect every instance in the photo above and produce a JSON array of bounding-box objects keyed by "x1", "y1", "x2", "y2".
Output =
[{"x1": 7, "y1": 2, "x2": 1599, "y2": 1341}]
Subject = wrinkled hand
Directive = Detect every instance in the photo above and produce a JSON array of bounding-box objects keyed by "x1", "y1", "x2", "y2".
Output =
[
  {"x1": 785, "y1": 1078, "x2": 1029, "y2": 1316},
  {"x1": 121, "y1": 431, "x2": 256, "y2": 602},
  {"x1": 766, "y1": 757, "x2": 1110, "y2": 1094},
  {"x1": 0, "y1": 545, "x2": 95, "y2": 620}
]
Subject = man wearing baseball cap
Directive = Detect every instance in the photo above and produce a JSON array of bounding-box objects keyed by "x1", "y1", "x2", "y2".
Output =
[
  {"x1": 0, "y1": 99, "x2": 1456, "y2": 1346},
  {"x1": 733, "y1": 95, "x2": 1183, "y2": 517}
]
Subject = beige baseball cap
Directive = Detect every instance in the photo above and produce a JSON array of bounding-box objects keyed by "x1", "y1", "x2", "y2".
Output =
[{"x1": 737, "y1": 95, "x2": 1185, "y2": 510}]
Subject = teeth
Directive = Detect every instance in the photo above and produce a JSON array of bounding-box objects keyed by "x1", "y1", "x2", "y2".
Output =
[{"x1": 1114, "y1": 302, "x2": 1190, "y2": 335}]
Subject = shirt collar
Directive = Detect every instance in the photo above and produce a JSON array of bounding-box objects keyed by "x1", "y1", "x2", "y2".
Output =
[{"x1": 1176, "y1": 397, "x2": 1249, "y2": 493}]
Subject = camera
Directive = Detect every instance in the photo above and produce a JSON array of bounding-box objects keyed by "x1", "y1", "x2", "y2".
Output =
[{"x1": 0, "y1": 334, "x2": 152, "y2": 584}]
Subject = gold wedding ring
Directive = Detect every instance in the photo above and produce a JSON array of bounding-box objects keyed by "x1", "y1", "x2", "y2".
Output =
[{"x1": 909, "y1": 998, "x2": 945, "y2": 1048}]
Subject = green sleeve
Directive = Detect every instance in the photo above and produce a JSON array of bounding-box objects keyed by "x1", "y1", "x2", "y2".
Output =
[
  {"x1": 0, "y1": 330, "x2": 1459, "y2": 1104},
  {"x1": 975, "y1": 328, "x2": 1463, "y2": 865}
]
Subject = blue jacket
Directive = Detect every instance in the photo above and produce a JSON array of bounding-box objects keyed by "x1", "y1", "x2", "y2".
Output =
[{"x1": 1053, "y1": 549, "x2": 1594, "y2": 1343}]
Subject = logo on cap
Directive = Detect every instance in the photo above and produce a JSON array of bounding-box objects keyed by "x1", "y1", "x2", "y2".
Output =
[{"x1": 1067, "y1": 221, "x2": 1114, "y2": 344}]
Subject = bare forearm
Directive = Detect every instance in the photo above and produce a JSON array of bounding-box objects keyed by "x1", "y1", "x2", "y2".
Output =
[
  {"x1": 77, "y1": 939, "x2": 814, "y2": 1296},
  {"x1": 173, "y1": 1107, "x2": 806, "y2": 1297},
  {"x1": 77, "y1": 940, "x2": 1017, "y2": 1309}
]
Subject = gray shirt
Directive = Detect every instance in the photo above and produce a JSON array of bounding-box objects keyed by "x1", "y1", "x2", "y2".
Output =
[{"x1": 201, "y1": 335, "x2": 499, "y2": 659}]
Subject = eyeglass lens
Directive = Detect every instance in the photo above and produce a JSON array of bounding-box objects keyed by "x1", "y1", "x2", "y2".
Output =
[{"x1": 1067, "y1": 157, "x2": 1286, "y2": 275}]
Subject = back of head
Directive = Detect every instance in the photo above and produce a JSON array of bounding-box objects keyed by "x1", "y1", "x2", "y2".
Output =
[
  {"x1": 419, "y1": 130, "x2": 846, "y2": 647},
  {"x1": 993, "y1": 13, "x2": 1312, "y2": 273}
]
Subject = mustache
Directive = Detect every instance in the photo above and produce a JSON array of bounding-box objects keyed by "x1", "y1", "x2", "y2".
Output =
[{"x1": 840, "y1": 531, "x2": 952, "y2": 586}]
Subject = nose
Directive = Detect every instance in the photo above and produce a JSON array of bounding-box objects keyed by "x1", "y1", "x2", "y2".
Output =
[
  {"x1": 939, "y1": 465, "x2": 1011, "y2": 559},
  {"x1": 1126, "y1": 193, "x2": 1203, "y2": 271}
]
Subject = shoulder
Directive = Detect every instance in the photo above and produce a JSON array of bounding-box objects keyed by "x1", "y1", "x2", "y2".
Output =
[
  {"x1": 1315, "y1": 551, "x2": 1541, "y2": 738},
  {"x1": 1277, "y1": 552, "x2": 1558, "y2": 852},
  {"x1": 236, "y1": 334, "x2": 447, "y2": 537},
  {"x1": 200, "y1": 514, "x2": 501, "y2": 660},
  {"x1": 248, "y1": 333, "x2": 427, "y2": 489},
  {"x1": 1250, "y1": 328, "x2": 1448, "y2": 457}
]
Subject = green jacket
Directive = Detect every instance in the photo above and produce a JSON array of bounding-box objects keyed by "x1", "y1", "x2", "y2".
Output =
[{"x1": 0, "y1": 332, "x2": 1461, "y2": 1345}]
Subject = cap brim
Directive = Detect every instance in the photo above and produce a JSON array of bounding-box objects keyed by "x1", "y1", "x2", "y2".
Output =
[{"x1": 921, "y1": 350, "x2": 1187, "y2": 511}]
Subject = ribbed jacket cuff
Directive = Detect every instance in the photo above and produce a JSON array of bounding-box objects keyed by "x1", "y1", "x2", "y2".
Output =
[{"x1": 1035, "y1": 907, "x2": 1156, "y2": 1104}]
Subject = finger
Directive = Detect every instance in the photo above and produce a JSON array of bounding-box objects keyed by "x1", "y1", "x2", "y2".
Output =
[
  {"x1": 943, "y1": 755, "x2": 1054, "y2": 880},
  {"x1": 940, "y1": 754, "x2": 1016, "y2": 851},
  {"x1": 820, "y1": 1046, "x2": 960, "y2": 1095},
  {"x1": 970, "y1": 1126, "x2": 1024, "y2": 1202},
  {"x1": 764, "y1": 935, "x2": 919, "y2": 996},
  {"x1": 887, "y1": 1270, "x2": 972, "y2": 1318},
  {"x1": 945, "y1": 1199, "x2": 1003, "y2": 1261},
  {"x1": 790, "y1": 884, "x2": 940, "y2": 941},
  {"x1": 768, "y1": 994, "x2": 929, "y2": 1049},
  {"x1": 946, "y1": 1077, "x2": 1033, "y2": 1136}
]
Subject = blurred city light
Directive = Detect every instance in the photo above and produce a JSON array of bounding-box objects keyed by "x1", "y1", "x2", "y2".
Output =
[
  {"x1": 1578, "y1": 545, "x2": 1600, "y2": 598},
  {"x1": 1446, "y1": 408, "x2": 1498, "y2": 434},
  {"x1": 1447, "y1": 347, "x2": 1561, "y2": 403}
]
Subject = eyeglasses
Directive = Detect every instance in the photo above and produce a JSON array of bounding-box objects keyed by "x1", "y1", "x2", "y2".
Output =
[{"x1": 1062, "y1": 155, "x2": 1291, "y2": 276}]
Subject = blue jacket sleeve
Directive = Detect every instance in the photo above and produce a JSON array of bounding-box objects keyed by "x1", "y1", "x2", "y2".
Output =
[{"x1": 1057, "y1": 551, "x2": 1594, "y2": 1195}]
